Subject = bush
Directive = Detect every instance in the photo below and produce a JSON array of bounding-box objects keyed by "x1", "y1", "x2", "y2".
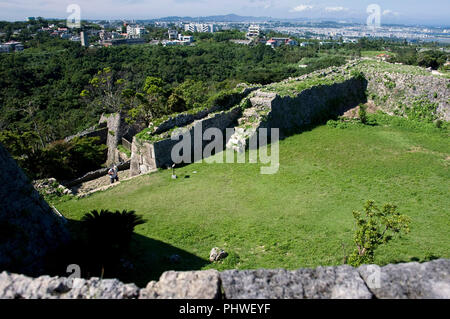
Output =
[
  {"x1": 0, "y1": 132, "x2": 107, "y2": 180},
  {"x1": 350, "y1": 70, "x2": 366, "y2": 81},
  {"x1": 81, "y1": 209, "x2": 146, "y2": 262},
  {"x1": 37, "y1": 137, "x2": 107, "y2": 180},
  {"x1": 207, "y1": 90, "x2": 244, "y2": 110},
  {"x1": 359, "y1": 105, "x2": 368, "y2": 124},
  {"x1": 348, "y1": 201, "x2": 410, "y2": 267}
]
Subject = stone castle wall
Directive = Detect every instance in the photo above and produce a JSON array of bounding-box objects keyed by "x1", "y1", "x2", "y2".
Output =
[
  {"x1": 130, "y1": 106, "x2": 242, "y2": 175},
  {"x1": 1, "y1": 259, "x2": 448, "y2": 299},
  {"x1": 0, "y1": 144, "x2": 70, "y2": 276},
  {"x1": 64, "y1": 125, "x2": 108, "y2": 144},
  {"x1": 363, "y1": 69, "x2": 450, "y2": 121},
  {"x1": 264, "y1": 77, "x2": 367, "y2": 131}
]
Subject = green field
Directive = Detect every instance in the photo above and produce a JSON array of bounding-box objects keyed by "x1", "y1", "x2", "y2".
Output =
[{"x1": 56, "y1": 117, "x2": 450, "y2": 286}]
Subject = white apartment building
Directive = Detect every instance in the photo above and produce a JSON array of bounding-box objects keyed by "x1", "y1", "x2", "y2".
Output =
[
  {"x1": 168, "y1": 29, "x2": 178, "y2": 40},
  {"x1": 127, "y1": 25, "x2": 146, "y2": 38},
  {"x1": 178, "y1": 34, "x2": 194, "y2": 43},
  {"x1": 184, "y1": 23, "x2": 215, "y2": 33},
  {"x1": 247, "y1": 25, "x2": 260, "y2": 38}
]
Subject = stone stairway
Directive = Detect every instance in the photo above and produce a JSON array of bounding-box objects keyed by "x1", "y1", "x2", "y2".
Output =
[{"x1": 226, "y1": 91, "x2": 275, "y2": 153}]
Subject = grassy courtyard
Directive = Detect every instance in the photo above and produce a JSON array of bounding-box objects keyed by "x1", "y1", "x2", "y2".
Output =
[{"x1": 56, "y1": 117, "x2": 450, "y2": 286}]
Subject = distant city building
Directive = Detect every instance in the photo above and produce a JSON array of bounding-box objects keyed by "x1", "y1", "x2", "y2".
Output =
[
  {"x1": 184, "y1": 23, "x2": 215, "y2": 33},
  {"x1": 266, "y1": 38, "x2": 298, "y2": 48},
  {"x1": 376, "y1": 53, "x2": 391, "y2": 61},
  {"x1": 0, "y1": 44, "x2": 11, "y2": 53},
  {"x1": 162, "y1": 35, "x2": 194, "y2": 46},
  {"x1": 102, "y1": 38, "x2": 146, "y2": 47},
  {"x1": 80, "y1": 31, "x2": 89, "y2": 47},
  {"x1": 178, "y1": 34, "x2": 194, "y2": 43},
  {"x1": 2, "y1": 41, "x2": 24, "y2": 52},
  {"x1": 247, "y1": 25, "x2": 260, "y2": 38},
  {"x1": 126, "y1": 25, "x2": 146, "y2": 38},
  {"x1": 230, "y1": 39, "x2": 252, "y2": 45},
  {"x1": 60, "y1": 33, "x2": 72, "y2": 40},
  {"x1": 168, "y1": 30, "x2": 178, "y2": 40}
]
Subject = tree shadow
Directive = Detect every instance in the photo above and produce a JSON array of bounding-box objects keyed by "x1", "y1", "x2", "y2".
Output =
[
  {"x1": 43, "y1": 219, "x2": 209, "y2": 288},
  {"x1": 388, "y1": 254, "x2": 441, "y2": 265}
]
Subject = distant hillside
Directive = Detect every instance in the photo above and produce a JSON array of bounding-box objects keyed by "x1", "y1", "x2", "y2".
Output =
[{"x1": 148, "y1": 14, "x2": 272, "y2": 23}]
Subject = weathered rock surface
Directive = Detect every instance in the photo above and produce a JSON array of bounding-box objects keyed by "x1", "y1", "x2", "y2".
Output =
[
  {"x1": 209, "y1": 247, "x2": 228, "y2": 262},
  {"x1": 0, "y1": 272, "x2": 139, "y2": 299},
  {"x1": 0, "y1": 144, "x2": 69, "y2": 276},
  {"x1": 139, "y1": 270, "x2": 221, "y2": 299},
  {"x1": 1, "y1": 260, "x2": 449, "y2": 299},
  {"x1": 362, "y1": 68, "x2": 450, "y2": 121},
  {"x1": 358, "y1": 259, "x2": 450, "y2": 299},
  {"x1": 33, "y1": 178, "x2": 73, "y2": 196},
  {"x1": 220, "y1": 265, "x2": 373, "y2": 299}
]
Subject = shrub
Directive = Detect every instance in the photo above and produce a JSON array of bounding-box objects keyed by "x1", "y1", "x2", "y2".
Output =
[
  {"x1": 81, "y1": 209, "x2": 146, "y2": 253},
  {"x1": 348, "y1": 201, "x2": 410, "y2": 267},
  {"x1": 38, "y1": 137, "x2": 107, "y2": 180},
  {"x1": 359, "y1": 105, "x2": 368, "y2": 124},
  {"x1": 350, "y1": 70, "x2": 366, "y2": 81},
  {"x1": 207, "y1": 89, "x2": 244, "y2": 110},
  {"x1": 0, "y1": 133, "x2": 107, "y2": 180}
]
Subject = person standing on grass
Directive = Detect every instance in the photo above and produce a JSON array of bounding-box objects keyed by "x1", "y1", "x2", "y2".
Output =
[
  {"x1": 108, "y1": 165, "x2": 119, "y2": 184},
  {"x1": 113, "y1": 164, "x2": 119, "y2": 182}
]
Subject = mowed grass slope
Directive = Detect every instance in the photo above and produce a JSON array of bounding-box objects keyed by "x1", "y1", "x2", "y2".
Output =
[{"x1": 57, "y1": 122, "x2": 449, "y2": 284}]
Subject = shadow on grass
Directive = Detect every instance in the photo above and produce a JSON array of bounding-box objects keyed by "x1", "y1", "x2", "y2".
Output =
[
  {"x1": 388, "y1": 255, "x2": 441, "y2": 265},
  {"x1": 44, "y1": 219, "x2": 209, "y2": 288}
]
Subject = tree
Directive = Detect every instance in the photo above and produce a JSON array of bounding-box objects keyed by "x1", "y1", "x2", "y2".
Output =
[
  {"x1": 81, "y1": 67, "x2": 126, "y2": 113},
  {"x1": 348, "y1": 201, "x2": 411, "y2": 267},
  {"x1": 18, "y1": 100, "x2": 47, "y2": 148},
  {"x1": 167, "y1": 93, "x2": 187, "y2": 113},
  {"x1": 173, "y1": 79, "x2": 209, "y2": 109},
  {"x1": 417, "y1": 50, "x2": 447, "y2": 70},
  {"x1": 128, "y1": 76, "x2": 168, "y2": 126}
]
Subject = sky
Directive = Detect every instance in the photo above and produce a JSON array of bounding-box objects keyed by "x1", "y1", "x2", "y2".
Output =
[{"x1": 0, "y1": 0, "x2": 449, "y2": 26}]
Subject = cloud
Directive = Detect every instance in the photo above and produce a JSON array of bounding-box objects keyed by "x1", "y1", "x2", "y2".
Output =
[
  {"x1": 247, "y1": 0, "x2": 273, "y2": 9},
  {"x1": 325, "y1": 6, "x2": 348, "y2": 12},
  {"x1": 383, "y1": 9, "x2": 399, "y2": 16},
  {"x1": 290, "y1": 4, "x2": 313, "y2": 12}
]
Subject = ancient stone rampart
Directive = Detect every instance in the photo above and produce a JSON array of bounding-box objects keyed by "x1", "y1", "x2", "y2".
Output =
[
  {"x1": 1, "y1": 259, "x2": 448, "y2": 299},
  {"x1": 130, "y1": 106, "x2": 242, "y2": 175},
  {"x1": 0, "y1": 144, "x2": 70, "y2": 276},
  {"x1": 362, "y1": 68, "x2": 450, "y2": 121}
]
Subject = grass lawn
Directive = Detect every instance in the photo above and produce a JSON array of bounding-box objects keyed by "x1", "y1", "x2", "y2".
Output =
[{"x1": 56, "y1": 118, "x2": 450, "y2": 286}]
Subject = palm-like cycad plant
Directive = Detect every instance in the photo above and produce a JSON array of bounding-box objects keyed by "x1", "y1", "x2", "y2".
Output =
[{"x1": 81, "y1": 209, "x2": 146, "y2": 255}]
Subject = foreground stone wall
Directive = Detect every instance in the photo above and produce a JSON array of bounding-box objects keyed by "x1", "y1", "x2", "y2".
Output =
[
  {"x1": 0, "y1": 144, "x2": 70, "y2": 276},
  {"x1": 1, "y1": 259, "x2": 448, "y2": 299}
]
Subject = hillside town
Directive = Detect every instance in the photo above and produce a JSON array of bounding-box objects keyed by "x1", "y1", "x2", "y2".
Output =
[{"x1": 2, "y1": 16, "x2": 450, "y2": 53}]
